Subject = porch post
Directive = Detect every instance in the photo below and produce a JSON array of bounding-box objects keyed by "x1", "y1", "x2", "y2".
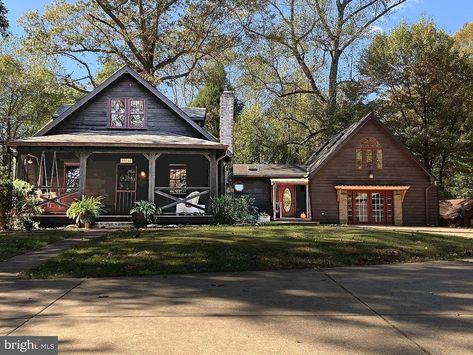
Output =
[
  {"x1": 272, "y1": 182, "x2": 277, "y2": 220},
  {"x1": 209, "y1": 153, "x2": 217, "y2": 199},
  {"x1": 144, "y1": 153, "x2": 160, "y2": 203},
  {"x1": 78, "y1": 152, "x2": 91, "y2": 198},
  {"x1": 306, "y1": 181, "x2": 311, "y2": 220}
]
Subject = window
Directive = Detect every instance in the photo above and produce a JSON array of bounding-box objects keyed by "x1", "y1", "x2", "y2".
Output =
[
  {"x1": 109, "y1": 98, "x2": 145, "y2": 128},
  {"x1": 356, "y1": 137, "x2": 383, "y2": 169},
  {"x1": 117, "y1": 164, "x2": 137, "y2": 191},
  {"x1": 169, "y1": 164, "x2": 187, "y2": 194},
  {"x1": 64, "y1": 163, "x2": 80, "y2": 190}
]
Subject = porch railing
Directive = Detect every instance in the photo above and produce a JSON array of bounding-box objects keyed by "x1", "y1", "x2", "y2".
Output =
[
  {"x1": 115, "y1": 190, "x2": 136, "y2": 214},
  {"x1": 34, "y1": 186, "x2": 79, "y2": 209},
  {"x1": 154, "y1": 187, "x2": 210, "y2": 214}
]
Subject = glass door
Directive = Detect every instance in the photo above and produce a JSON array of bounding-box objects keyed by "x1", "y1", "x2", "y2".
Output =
[
  {"x1": 351, "y1": 190, "x2": 394, "y2": 225},
  {"x1": 354, "y1": 192, "x2": 369, "y2": 223},
  {"x1": 115, "y1": 164, "x2": 137, "y2": 214}
]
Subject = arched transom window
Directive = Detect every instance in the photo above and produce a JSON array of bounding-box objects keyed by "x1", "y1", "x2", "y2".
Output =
[{"x1": 356, "y1": 137, "x2": 383, "y2": 169}]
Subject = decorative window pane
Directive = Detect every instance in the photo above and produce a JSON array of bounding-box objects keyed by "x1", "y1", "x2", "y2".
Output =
[
  {"x1": 355, "y1": 149, "x2": 363, "y2": 169},
  {"x1": 347, "y1": 191, "x2": 353, "y2": 224},
  {"x1": 65, "y1": 164, "x2": 80, "y2": 190},
  {"x1": 356, "y1": 137, "x2": 383, "y2": 170},
  {"x1": 376, "y1": 149, "x2": 383, "y2": 169},
  {"x1": 110, "y1": 99, "x2": 126, "y2": 127},
  {"x1": 366, "y1": 150, "x2": 373, "y2": 168},
  {"x1": 109, "y1": 98, "x2": 146, "y2": 128},
  {"x1": 129, "y1": 99, "x2": 145, "y2": 128},
  {"x1": 169, "y1": 165, "x2": 187, "y2": 194},
  {"x1": 117, "y1": 164, "x2": 136, "y2": 191}
]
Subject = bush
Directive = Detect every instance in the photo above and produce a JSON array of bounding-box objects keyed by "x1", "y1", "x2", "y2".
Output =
[
  {"x1": 0, "y1": 179, "x2": 13, "y2": 229},
  {"x1": 210, "y1": 195, "x2": 258, "y2": 225},
  {"x1": 67, "y1": 195, "x2": 104, "y2": 227},
  {"x1": 130, "y1": 201, "x2": 161, "y2": 228},
  {"x1": 9, "y1": 179, "x2": 42, "y2": 231}
]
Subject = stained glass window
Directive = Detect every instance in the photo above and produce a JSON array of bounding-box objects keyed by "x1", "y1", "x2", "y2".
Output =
[
  {"x1": 110, "y1": 99, "x2": 126, "y2": 127},
  {"x1": 169, "y1": 165, "x2": 187, "y2": 194},
  {"x1": 110, "y1": 98, "x2": 145, "y2": 128},
  {"x1": 356, "y1": 137, "x2": 383, "y2": 169}
]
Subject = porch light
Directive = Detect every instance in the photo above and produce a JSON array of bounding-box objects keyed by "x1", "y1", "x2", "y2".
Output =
[
  {"x1": 368, "y1": 171, "x2": 374, "y2": 179},
  {"x1": 139, "y1": 170, "x2": 147, "y2": 178}
]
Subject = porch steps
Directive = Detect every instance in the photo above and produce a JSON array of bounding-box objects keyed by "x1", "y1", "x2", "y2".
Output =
[{"x1": 96, "y1": 221, "x2": 135, "y2": 229}]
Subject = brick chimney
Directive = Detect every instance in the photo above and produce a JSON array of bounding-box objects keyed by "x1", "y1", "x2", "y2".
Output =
[{"x1": 219, "y1": 91, "x2": 234, "y2": 153}]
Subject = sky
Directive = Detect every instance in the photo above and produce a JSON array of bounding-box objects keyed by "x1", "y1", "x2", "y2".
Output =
[{"x1": 4, "y1": 0, "x2": 472, "y2": 36}]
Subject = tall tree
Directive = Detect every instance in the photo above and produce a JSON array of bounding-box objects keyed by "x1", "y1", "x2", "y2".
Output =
[
  {"x1": 20, "y1": 0, "x2": 240, "y2": 93},
  {"x1": 238, "y1": 0, "x2": 405, "y2": 126},
  {"x1": 360, "y1": 19, "x2": 473, "y2": 196},
  {"x1": 0, "y1": 54, "x2": 74, "y2": 179},
  {"x1": 454, "y1": 22, "x2": 473, "y2": 57},
  {"x1": 0, "y1": 0, "x2": 8, "y2": 37}
]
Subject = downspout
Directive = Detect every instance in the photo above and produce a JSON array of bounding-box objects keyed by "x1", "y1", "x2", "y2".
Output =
[{"x1": 425, "y1": 177, "x2": 435, "y2": 226}]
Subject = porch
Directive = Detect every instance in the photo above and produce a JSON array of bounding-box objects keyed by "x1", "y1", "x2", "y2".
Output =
[
  {"x1": 14, "y1": 147, "x2": 227, "y2": 219},
  {"x1": 271, "y1": 178, "x2": 311, "y2": 221}
]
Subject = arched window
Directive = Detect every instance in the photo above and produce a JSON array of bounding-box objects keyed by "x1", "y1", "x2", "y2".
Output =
[{"x1": 356, "y1": 137, "x2": 383, "y2": 169}]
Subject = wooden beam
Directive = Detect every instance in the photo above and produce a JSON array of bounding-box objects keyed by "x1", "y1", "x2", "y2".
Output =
[
  {"x1": 209, "y1": 153, "x2": 217, "y2": 200},
  {"x1": 144, "y1": 153, "x2": 160, "y2": 203},
  {"x1": 78, "y1": 152, "x2": 91, "y2": 198}
]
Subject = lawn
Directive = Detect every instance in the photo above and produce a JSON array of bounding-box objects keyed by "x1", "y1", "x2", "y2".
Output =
[
  {"x1": 0, "y1": 230, "x2": 75, "y2": 261},
  {"x1": 28, "y1": 225, "x2": 473, "y2": 278}
]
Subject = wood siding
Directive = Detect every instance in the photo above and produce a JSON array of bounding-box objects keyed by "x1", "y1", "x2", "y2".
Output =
[
  {"x1": 48, "y1": 75, "x2": 203, "y2": 139},
  {"x1": 235, "y1": 177, "x2": 272, "y2": 214},
  {"x1": 309, "y1": 120, "x2": 438, "y2": 226}
]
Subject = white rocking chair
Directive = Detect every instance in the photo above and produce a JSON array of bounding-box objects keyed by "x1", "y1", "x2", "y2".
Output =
[{"x1": 176, "y1": 191, "x2": 206, "y2": 215}]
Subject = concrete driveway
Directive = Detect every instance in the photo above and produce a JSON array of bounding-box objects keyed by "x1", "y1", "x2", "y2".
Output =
[{"x1": 1, "y1": 261, "x2": 472, "y2": 354}]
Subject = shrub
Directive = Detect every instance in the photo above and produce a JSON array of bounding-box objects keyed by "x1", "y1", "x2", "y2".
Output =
[
  {"x1": 0, "y1": 179, "x2": 13, "y2": 229},
  {"x1": 9, "y1": 179, "x2": 42, "y2": 231},
  {"x1": 210, "y1": 195, "x2": 258, "y2": 225},
  {"x1": 67, "y1": 195, "x2": 104, "y2": 227},
  {"x1": 130, "y1": 201, "x2": 161, "y2": 228}
]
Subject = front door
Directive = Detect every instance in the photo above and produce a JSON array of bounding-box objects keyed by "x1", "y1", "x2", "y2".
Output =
[
  {"x1": 115, "y1": 164, "x2": 137, "y2": 214},
  {"x1": 278, "y1": 184, "x2": 296, "y2": 218},
  {"x1": 352, "y1": 190, "x2": 393, "y2": 224}
]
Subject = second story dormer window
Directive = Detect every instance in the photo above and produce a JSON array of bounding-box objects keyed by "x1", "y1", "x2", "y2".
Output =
[{"x1": 110, "y1": 98, "x2": 145, "y2": 129}]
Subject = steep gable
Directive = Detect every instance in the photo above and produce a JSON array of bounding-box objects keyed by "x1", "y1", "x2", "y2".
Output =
[
  {"x1": 307, "y1": 113, "x2": 434, "y2": 180},
  {"x1": 37, "y1": 66, "x2": 216, "y2": 141}
]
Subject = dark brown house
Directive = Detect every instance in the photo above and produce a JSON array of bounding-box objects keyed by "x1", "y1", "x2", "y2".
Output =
[
  {"x1": 7, "y1": 66, "x2": 438, "y2": 226},
  {"x1": 234, "y1": 114, "x2": 439, "y2": 226},
  {"x1": 7, "y1": 66, "x2": 233, "y2": 223}
]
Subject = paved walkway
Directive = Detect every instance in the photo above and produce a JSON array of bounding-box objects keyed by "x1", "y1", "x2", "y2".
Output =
[
  {"x1": 1, "y1": 260, "x2": 472, "y2": 354},
  {"x1": 354, "y1": 225, "x2": 473, "y2": 239},
  {"x1": 0, "y1": 231, "x2": 107, "y2": 278}
]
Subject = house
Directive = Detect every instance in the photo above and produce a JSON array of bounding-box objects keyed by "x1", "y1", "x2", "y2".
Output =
[
  {"x1": 6, "y1": 66, "x2": 233, "y2": 223},
  {"x1": 234, "y1": 114, "x2": 439, "y2": 226},
  {"x1": 7, "y1": 66, "x2": 438, "y2": 226},
  {"x1": 440, "y1": 199, "x2": 473, "y2": 227}
]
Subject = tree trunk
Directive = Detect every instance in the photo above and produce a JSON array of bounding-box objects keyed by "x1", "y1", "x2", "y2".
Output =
[{"x1": 328, "y1": 49, "x2": 341, "y2": 116}]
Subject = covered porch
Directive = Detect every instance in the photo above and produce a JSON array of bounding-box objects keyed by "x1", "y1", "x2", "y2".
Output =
[
  {"x1": 271, "y1": 178, "x2": 311, "y2": 221},
  {"x1": 9, "y1": 134, "x2": 228, "y2": 221}
]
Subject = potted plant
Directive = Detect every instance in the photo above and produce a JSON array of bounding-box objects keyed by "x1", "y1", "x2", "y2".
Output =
[
  {"x1": 130, "y1": 201, "x2": 160, "y2": 228},
  {"x1": 258, "y1": 212, "x2": 271, "y2": 224},
  {"x1": 67, "y1": 196, "x2": 104, "y2": 228}
]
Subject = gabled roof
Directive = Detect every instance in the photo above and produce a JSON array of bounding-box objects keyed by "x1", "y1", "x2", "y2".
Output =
[
  {"x1": 233, "y1": 164, "x2": 308, "y2": 178},
  {"x1": 36, "y1": 66, "x2": 216, "y2": 141},
  {"x1": 306, "y1": 113, "x2": 435, "y2": 180},
  {"x1": 181, "y1": 107, "x2": 206, "y2": 121}
]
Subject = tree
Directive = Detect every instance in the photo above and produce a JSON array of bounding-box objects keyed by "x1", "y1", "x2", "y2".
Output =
[
  {"x1": 0, "y1": 0, "x2": 8, "y2": 37},
  {"x1": 238, "y1": 0, "x2": 406, "y2": 124},
  {"x1": 0, "y1": 54, "x2": 74, "y2": 179},
  {"x1": 454, "y1": 22, "x2": 473, "y2": 57},
  {"x1": 360, "y1": 19, "x2": 473, "y2": 196},
  {"x1": 19, "y1": 0, "x2": 240, "y2": 93}
]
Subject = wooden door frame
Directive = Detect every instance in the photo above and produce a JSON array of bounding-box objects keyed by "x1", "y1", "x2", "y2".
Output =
[{"x1": 350, "y1": 190, "x2": 395, "y2": 225}]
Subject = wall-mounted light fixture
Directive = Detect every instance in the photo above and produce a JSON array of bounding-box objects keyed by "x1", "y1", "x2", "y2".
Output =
[
  {"x1": 368, "y1": 171, "x2": 374, "y2": 179},
  {"x1": 139, "y1": 170, "x2": 147, "y2": 179}
]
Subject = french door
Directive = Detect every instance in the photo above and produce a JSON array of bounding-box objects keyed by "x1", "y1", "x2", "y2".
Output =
[{"x1": 348, "y1": 190, "x2": 393, "y2": 225}]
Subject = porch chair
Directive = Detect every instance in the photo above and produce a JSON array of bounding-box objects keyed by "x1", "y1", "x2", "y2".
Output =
[{"x1": 176, "y1": 191, "x2": 206, "y2": 215}]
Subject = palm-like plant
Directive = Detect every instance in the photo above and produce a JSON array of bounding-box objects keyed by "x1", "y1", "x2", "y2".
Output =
[
  {"x1": 67, "y1": 195, "x2": 104, "y2": 227},
  {"x1": 130, "y1": 201, "x2": 160, "y2": 227}
]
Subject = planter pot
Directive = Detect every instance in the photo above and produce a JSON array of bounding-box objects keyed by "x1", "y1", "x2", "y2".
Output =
[
  {"x1": 131, "y1": 212, "x2": 147, "y2": 228},
  {"x1": 80, "y1": 211, "x2": 96, "y2": 229},
  {"x1": 258, "y1": 215, "x2": 271, "y2": 224},
  {"x1": 83, "y1": 222, "x2": 92, "y2": 229}
]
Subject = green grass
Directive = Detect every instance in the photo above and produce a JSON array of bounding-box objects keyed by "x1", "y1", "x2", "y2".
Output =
[
  {"x1": 28, "y1": 225, "x2": 473, "y2": 279},
  {"x1": 0, "y1": 230, "x2": 75, "y2": 261}
]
